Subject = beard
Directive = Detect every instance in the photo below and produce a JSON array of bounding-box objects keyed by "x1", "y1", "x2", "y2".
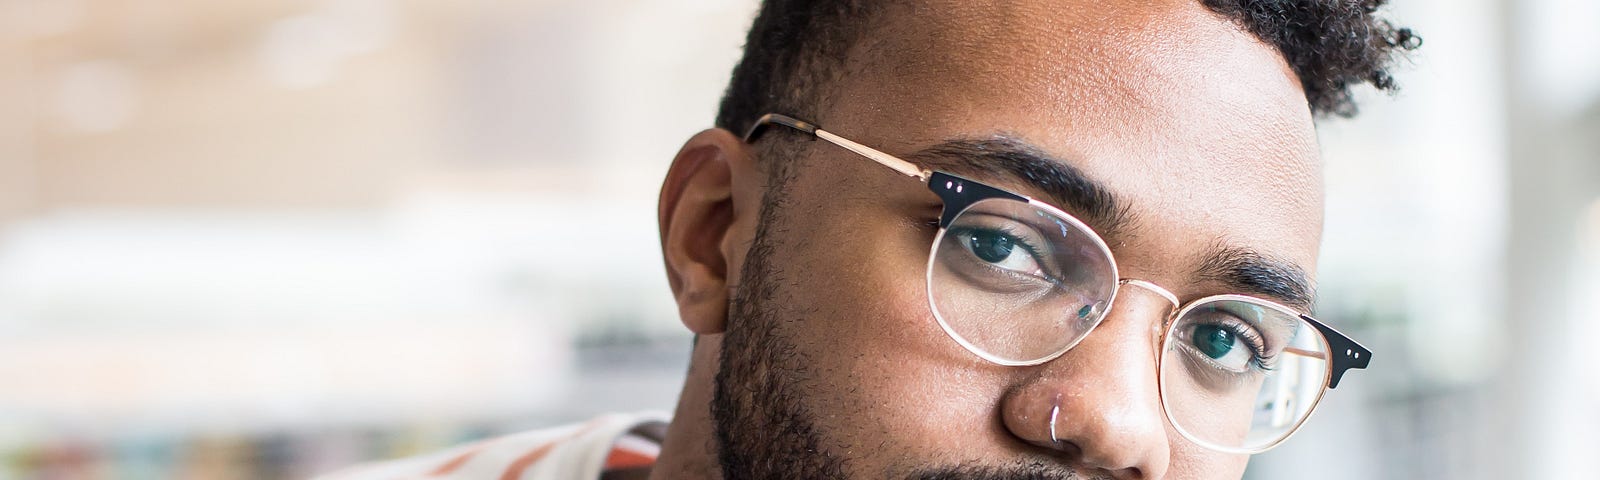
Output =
[
  {"x1": 909, "y1": 465, "x2": 1094, "y2": 480},
  {"x1": 710, "y1": 207, "x2": 850, "y2": 479},
  {"x1": 709, "y1": 202, "x2": 1104, "y2": 480}
]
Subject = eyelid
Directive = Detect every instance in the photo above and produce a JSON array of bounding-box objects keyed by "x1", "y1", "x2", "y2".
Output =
[
  {"x1": 952, "y1": 212, "x2": 1055, "y2": 253},
  {"x1": 1184, "y1": 311, "x2": 1273, "y2": 365},
  {"x1": 946, "y1": 221, "x2": 1061, "y2": 282},
  {"x1": 938, "y1": 229, "x2": 1061, "y2": 297}
]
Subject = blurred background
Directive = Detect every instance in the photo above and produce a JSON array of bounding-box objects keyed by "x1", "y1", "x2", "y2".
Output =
[{"x1": 0, "y1": 0, "x2": 1594, "y2": 479}]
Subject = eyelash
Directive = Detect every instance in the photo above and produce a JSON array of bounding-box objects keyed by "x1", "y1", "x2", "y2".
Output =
[
  {"x1": 948, "y1": 225, "x2": 1055, "y2": 275},
  {"x1": 1218, "y1": 321, "x2": 1275, "y2": 372}
]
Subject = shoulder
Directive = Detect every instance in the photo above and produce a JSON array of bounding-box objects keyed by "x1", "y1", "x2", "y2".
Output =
[{"x1": 313, "y1": 412, "x2": 670, "y2": 480}]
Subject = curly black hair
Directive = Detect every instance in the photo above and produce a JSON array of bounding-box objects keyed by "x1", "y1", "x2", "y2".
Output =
[
  {"x1": 1203, "y1": 0, "x2": 1420, "y2": 117},
  {"x1": 714, "y1": 0, "x2": 1419, "y2": 136}
]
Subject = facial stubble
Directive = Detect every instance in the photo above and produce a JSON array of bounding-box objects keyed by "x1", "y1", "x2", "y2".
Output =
[{"x1": 708, "y1": 185, "x2": 1098, "y2": 480}]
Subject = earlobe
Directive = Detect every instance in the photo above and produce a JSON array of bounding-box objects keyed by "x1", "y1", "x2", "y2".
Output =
[{"x1": 658, "y1": 128, "x2": 755, "y2": 335}]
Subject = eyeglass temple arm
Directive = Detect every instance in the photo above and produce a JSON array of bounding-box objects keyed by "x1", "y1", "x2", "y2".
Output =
[
  {"x1": 744, "y1": 113, "x2": 1376, "y2": 389},
  {"x1": 742, "y1": 113, "x2": 929, "y2": 180},
  {"x1": 1302, "y1": 315, "x2": 1371, "y2": 389}
]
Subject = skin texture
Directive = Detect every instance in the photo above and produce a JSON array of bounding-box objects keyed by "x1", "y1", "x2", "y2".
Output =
[{"x1": 654, "y1": 1, "x2": 1322, "y2": 479}]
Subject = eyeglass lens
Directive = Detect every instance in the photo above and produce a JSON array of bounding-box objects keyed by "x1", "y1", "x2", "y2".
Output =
[
  {"x1": 926, "y1": 197, "x2": 1331, "y2": 451},
  {"x1": 1160, "y1": 300, "x2": 1331, "y2": 451},
  {"x1": 927, "y1": 198, "x2": 1117, "y2": 364}
]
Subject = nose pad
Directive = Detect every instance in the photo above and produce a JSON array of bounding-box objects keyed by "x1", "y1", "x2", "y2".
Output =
[
  {"x1": 1116, "y1": 278, "x2": 1181, "y2": 367},
  {"x1": 1117, "y1": 279, "x2": 1180, "y2": 312}
]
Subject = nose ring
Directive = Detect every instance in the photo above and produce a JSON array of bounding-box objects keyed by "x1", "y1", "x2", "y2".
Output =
[{"x1": 1049, "y1": 402, "x2": 1061, "y2": 444}]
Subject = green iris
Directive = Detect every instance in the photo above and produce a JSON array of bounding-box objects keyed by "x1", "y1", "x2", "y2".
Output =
[
  {"x1": 967, "y1": 230, "x2": 1015, "y2": 263},
  {"x1": 1191, "y1": 324, "x2": 1235, "y2": 359}
]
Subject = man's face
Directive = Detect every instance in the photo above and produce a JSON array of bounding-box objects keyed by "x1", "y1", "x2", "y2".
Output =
[{"x1": 711, "y1": 1, "x2": 1322, "y2": 479}]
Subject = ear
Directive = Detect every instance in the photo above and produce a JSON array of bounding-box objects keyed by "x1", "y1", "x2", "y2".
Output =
[{"x1": 658, "y1": 128, "x2": 761, "y2": 335}]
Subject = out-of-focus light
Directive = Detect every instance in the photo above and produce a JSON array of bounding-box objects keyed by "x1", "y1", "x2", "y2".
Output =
[
  {"x1": 1580, "y1": 196, "x2": 1600, "y2": 262},
  {"x1": 52, "y1": 60, "x2": 139, "y2": 134},
  {"x1": 0, "y1": 0, "x2": 83, "y2": 39},
  {"x1": 324, "y1": 0, "x2": 395, "y2": 55},
  {"x1": 682, "y1": 0, "x2": 746, "y2": 15},
  {"x1": 257, "y1": 0, "x2": 396, "y2": 89},
  {"x1": 1524, "y1": 0, "x2": 1600, "y2": 114},
  {"x1": 259, "y1": 15, "x2": 344, "y2": 89}
]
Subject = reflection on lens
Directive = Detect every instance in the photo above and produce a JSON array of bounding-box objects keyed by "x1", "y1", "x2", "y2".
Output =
[
  {"x1": 926, "y1": 198, "x2": 1116, "y2": 365},
  {"x1": 1159, "y1": 298, "x2": 1330, "y2": 453}
]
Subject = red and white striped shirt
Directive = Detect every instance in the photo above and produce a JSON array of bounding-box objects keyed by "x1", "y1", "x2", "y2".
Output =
[{"x1": 315, "y1": 412, "x2": 669, "y2": 480}]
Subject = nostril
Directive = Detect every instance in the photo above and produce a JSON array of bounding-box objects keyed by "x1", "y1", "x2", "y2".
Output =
[
  {"x1": 1114, "y1": 467, "x2": 1145, "y2": 480},
  {"x1": 1039, "y1": 439, "x2": 1146, "y2": 480},
  {"x1": 1050, "y1": 439, "x2": 1084, "y2": 460}
]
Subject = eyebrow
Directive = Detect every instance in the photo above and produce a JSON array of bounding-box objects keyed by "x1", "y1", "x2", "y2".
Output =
[
  {"x1": 904, "y1": 136, "x2": 1134, "y2": 238},
  {"x1": 1195, "y1": 244, "x2": 1317, "y2": 312},
  {"x1": 901, "y1": 136, "x2": 1316, "y2": 311}
]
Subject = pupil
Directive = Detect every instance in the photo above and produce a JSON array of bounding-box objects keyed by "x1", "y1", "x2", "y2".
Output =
[
  {"x1": 1192, "y1": 324, "x2": 1235, "y2": 359},
  {"x1": 968, "y1": 231, "x2": 1014, "y2": 263}
]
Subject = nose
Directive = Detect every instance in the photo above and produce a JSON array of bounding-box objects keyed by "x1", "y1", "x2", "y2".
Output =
[{"x1": 999, "y1": 286, "x2": 1174, "y2": 479}]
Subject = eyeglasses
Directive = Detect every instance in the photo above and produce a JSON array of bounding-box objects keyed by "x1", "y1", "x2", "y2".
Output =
[{"x1": 741, "y1": 113, "x2": 1373, "y2": 454}]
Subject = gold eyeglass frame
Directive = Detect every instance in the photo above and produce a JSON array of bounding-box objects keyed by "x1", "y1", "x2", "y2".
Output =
[{"x1": 740, "y1": 113, "x2": 1372, "y2": 454}]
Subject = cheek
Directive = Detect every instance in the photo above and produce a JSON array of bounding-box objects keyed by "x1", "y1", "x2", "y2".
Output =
[
  {"x1": 1168, "y1": 435, "x2": 1251, "y2": 480},
  {"x1": 779, "y1": 191, "x2": 965, "y2": 368},
  {"x1": 772, "y1": 198, "x2": 1015, "y2": 462}
]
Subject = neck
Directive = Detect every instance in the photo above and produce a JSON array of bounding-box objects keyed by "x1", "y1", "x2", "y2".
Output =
[{"x1": 649, "y1": 335, "x2": 724, "y2": 480}]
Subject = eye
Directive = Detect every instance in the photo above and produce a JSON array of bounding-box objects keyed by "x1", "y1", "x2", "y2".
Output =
[
  {"x1": 1181, "y1": 315, "x2": 1274, "y2": 376},
  {"x1": 953, "y1": 227, "x2": 1043, "y2": 275},
  {"x1": 1189, "y1": 324, "x2": 1255, "y2": 372}
]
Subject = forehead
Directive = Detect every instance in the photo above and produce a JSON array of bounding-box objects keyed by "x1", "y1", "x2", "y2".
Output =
[{"x1": 818, "y1": 0, "x2": 1324, "y2": 276}]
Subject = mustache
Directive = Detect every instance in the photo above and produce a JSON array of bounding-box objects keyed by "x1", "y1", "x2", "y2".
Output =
[{"x1": 909, "y1": 462, "x2": 1114, "y2": 480}]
